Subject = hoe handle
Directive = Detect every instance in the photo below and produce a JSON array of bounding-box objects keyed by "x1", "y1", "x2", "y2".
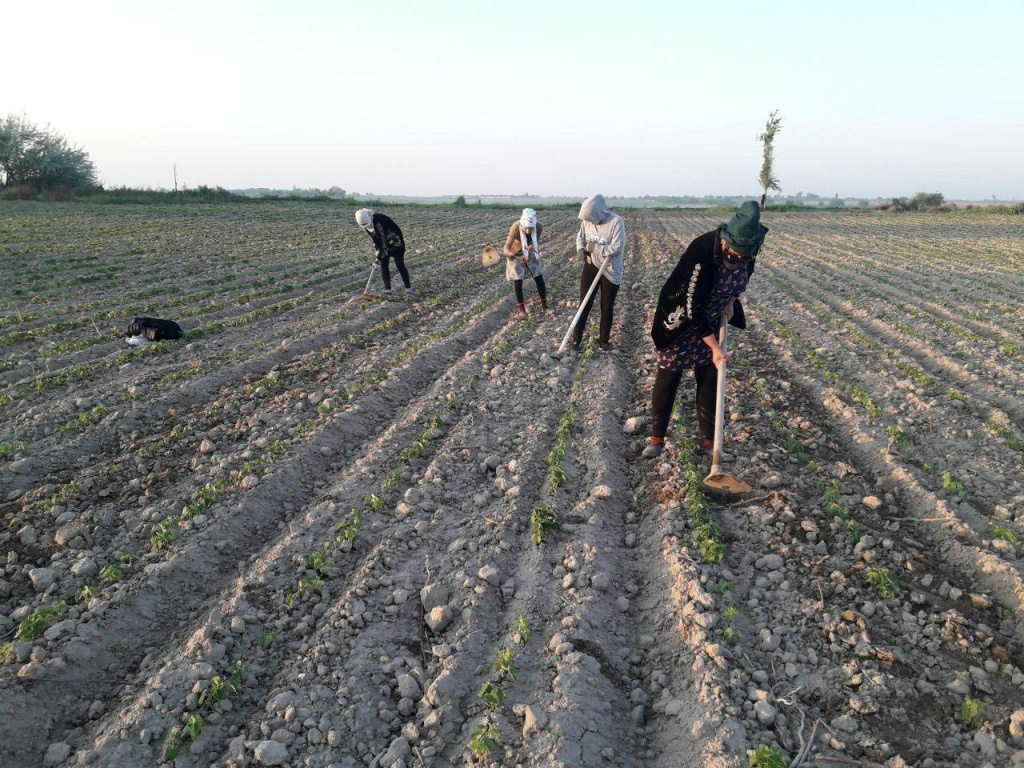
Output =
[
  {"x1": 363, "y1": 261, "x2": 378, "y2": 293},
  {"x1": 556, "y1": 255, "x2": 608, "y2": 356},
  {"x1": 709, "y1": 313, "x2": 729, "y2": 477}
]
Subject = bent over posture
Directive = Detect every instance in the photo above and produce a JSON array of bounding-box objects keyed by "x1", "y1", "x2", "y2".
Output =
[
  {"x1": 503, "y1": 208, "x2": 548, "y2": 319},
  {"x1": 644, "y1": 201, "x2": 767, "y2": 459},
  {"x1": 355, "y1": 208, "x2": 413, "y2": 294},
  {"x1": 573, "y1": 194, "x2": 625, "y2": 350}
]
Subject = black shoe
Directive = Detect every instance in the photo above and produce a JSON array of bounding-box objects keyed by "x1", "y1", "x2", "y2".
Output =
[
  {"x1": 599, "y1": 341, "x2": 613, "y2": 352},
  {"x1": 571, "y1": 332, "x2": 582, "y2": 349}
]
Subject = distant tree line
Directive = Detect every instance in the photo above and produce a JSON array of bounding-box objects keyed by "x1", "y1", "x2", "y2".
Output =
[
  {"x1": 881, "y1": 192, "x2": 946, "y2": 212},
  {"x1": 0, "y1": 114, "x2": 98, "y2": 196}
]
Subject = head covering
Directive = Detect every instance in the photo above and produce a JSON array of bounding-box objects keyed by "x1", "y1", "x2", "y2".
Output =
[
  {"x1": 578, "y1": 194, "x2": 611, "y2": 224},
  {"x1": 520, "y1": 208, "x2": 538, "y2": 229},
  {"x1": 355, "y1": 208, "x2": 374, "y2": 228},
  {"x1": 720, "y1": 201, "x2": 768, "y2": 256}
]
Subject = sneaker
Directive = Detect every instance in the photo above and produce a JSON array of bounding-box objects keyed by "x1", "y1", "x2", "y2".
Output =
[
  {"x1": 599, "y1": 341, "x2": 613, "y2": 352},
  {"x1": 125, "y1": 335, "x2": 151, "y2": 347},
  {"x1": 571, "y1": 332, "x2": 582, "y2": 349},
  {"x1": 405, "y1": 286, "x2": 415, "y2": 295},
  {"x1": 642, "y1": 441, "x2": 664, "y2": 459},
  {"x1": 383, "y1": 288, "x2": 393, "y2": 295}
]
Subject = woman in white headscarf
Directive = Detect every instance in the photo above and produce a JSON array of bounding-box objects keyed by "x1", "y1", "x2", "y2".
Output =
[
  {"x1": 355, "y1": 208, "x2": 412, "y2": 294},
  {"x1": 502, "y1": 208, "x2": 548, "y2": 319}
]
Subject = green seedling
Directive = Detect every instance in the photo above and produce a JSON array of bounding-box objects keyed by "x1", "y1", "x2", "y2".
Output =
[
  {"x1": 16, "y1": 601, "x2": 68, "y2": 642},
  {"x1": 992, "y1": 526, "x2": 1019, "y2": 544},
  {"x1": 307, "y1": 551, "x2": 333, "y2": 574},
  {"x1": 515, "y1": 615, "x2": 531, "y2": 644},
  {"x1": 887, "y1": 425, "x2": 915, "y2": 456},
  {"x1": 717, "y1": 580, "x2": 737, "y2": 593},
  {"x1": 99, "y1": 565, "x2": 122, "y2": 583},
  {"x1": 723, "y1": 626, "x2": 740, "y2": 645},
  {"x1": 150, "y1": 516, "x2": 180, "y2": 550},
  {"x1": 164, "y1": 727, "x2": 185, "y2": 760},
  {"x1": 187, "y1": 712, "x2": 203, "y2": 741},
  {"x1": 382, "y1": 469, "x2": 402, "y2": 490},
  {"x1": 468, "y1": 722, "x2": 500, "y2": 762},
  {"x1": 865, "y1": 567, "x2": 900, "y2": 599},
  {"x1": 749, "y1": 745, "x2": 788, "y2": 768},
  {"x1": 335, "y1": 508, "x2": 363, "y2": 543},
  {"x1": 364, "y1": 493, "x2": 383, "y2": 512},
  {"x1": 941, "y1": 471, "x2": 969, "y2": 501},
  {"x1": 494, "y1": 647, "x2": 518, "y2": 682},
  {"x1": 530, "y1": 503, "x2": 560, "y2": 545},
  {"x1": 723, "y1": 605, "x2": 739, "y2": 622},
  {"x1": 259, "y1": 631, "x2": 277, "y2": 650},
  {"x1": 77, "y1": 584, "x2": 99, "y2": 603},
  {"x1": 961, "y1": 697, "x2": 983, "y2": 727},
  {"x1": 478, "y1": 681, "x2": 504, "y2": 711}
]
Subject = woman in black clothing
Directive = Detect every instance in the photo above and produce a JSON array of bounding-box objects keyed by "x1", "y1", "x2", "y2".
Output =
[
  {"x1": 643, "y1": 201, "x2": 767, "y2": 459},
  {"x1": 355, "y1": 208, "x2": 413, "y2": 294}
]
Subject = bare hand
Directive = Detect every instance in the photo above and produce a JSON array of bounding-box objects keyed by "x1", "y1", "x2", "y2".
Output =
[
  {"x1": 712, "y1": 347, "x2": 729, "y2": 369},
  {"x1": 723, "y1": 299, "x2": 735, "y2": 322}
]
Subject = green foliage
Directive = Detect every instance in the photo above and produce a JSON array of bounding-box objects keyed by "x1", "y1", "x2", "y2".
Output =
[
  {"x1": 16, "y1": 601, "x2": 68, "y2": 642},
  {"x1": 515, "y1": 615, "x2": 531, "y2": 644},
  {"x1": 99, "y1": 565, "x2": 122, "y2": 583},
  {"x1": 887, "y1": 425, "x2": 915, "y2": 456},
  {"x1": 150, "y1": 516, "x2": 180, "y2": 550},
  {"x1": 992, "y1": 526, "x2": 1019, "y2": 544},
  {"x1": 749, "y1": 744, "x2": 788, "y2": 768},
  {"x1": 756, "y1": 110, "x2": 783, "y2": 204},
  {"x1": 494, "y1": 647, "x2": 518, "y2": 682},
  {"x1": 478, "y1": 681, "x2": 504, "y2": 711},
  {"x1": 865, "y1": 567, "x2": 900, "y2": 599},
  {"x1": 334, "y1": 508, "x2": 363, "y2": 543},
  {"x1": 961, "y1": 697, "x2": 983, "y2": 727},
  {"x1": 530, "y1": 503, "x2": 560, "y2": 545},
  {"x1": 723, "y1": 605, "x2": 739, "y2": 622},
  {"x1": 941, "y1": 471, "x2": 969, "y2": 501},
  {"x1": 0, "y1": 113, "x2": 98, "y2": 191},
  {"x1": 723, "y1": 626, "x2": 740, "y2": 645},
  {"x1": 259, "y1": 631, "x2": 277, "y2": 650},
  {"x1": 307, "y1": 551, "x2": 333, "y2": 575},
  {"x1": 468, "y1": 723, "x2": 500, "y2": 760}
]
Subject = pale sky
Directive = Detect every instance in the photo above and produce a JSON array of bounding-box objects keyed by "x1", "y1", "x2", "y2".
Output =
[{"x1": 6, "y1": 0, "x2": 1022, "y2": 199}]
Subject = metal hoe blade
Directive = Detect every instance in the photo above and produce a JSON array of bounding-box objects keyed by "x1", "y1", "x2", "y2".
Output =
[
  {"x1": 702, "y1": 468, "x2": 752, "y2": 498},
  {"x1": 701, "y1": 314, "x2": 752, "y2": 499}
]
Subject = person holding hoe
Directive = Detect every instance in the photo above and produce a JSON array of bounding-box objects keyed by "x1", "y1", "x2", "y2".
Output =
[
  {"x1": 355, "y1": 208, "x2": 413, "y2": 295},
  {"x1": 643, "y1": 201, "x2": 767, "y2": 459},
  {"x1": 572, "y1": 194, "x2": 625, "y2": 351},
  {"x1": 503, "y1": 207, "x2": 548, "y2": 319}
]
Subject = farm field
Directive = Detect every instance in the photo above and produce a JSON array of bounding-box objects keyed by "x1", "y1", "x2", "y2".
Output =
[{"x1": 1, "y1": 201, "x2": 1023, "y2": 768}]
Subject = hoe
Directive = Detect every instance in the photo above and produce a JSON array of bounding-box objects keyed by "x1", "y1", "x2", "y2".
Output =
[
  {"x1": 351, "y1": 261, "x2": 379, "y2": 302},
  {"x1": 552, "y1": 253, "x2": 611, "y2": 360},
  {"x1": 703, "y1": 314, "x2": 752, "y2": 499}
]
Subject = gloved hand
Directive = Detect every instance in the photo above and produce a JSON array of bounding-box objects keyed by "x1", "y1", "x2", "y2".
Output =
[{"x1": 374, "y1": 249, "x2": 382, "y2": 260}]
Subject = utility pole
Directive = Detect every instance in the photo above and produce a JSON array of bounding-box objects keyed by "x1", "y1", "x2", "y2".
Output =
[{"x1": 173, "y1": 164, "x2": 178, "y2": 194}]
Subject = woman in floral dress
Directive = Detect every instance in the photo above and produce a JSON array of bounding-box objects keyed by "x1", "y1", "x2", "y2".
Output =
[{"x1": 644, "y1": 202, "x2": 768, "y2": 459}]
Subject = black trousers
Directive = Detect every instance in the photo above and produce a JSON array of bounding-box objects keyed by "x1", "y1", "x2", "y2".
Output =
[
  {"x1": 379, "y1": 250, "x2": 410, "y2": 290},
  {"x1": 651, "y1": 365, "x2": 718, "y2": 441},
  {"x1": 513, "y1": 275, "x2": 547, "y2": 302},
  {"x1": 575, "y1": 262, "x2": 619, "y2": 344}
]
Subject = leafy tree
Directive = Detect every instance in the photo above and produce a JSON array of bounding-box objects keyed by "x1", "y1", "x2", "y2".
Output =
[
  {"x1": 453, "y1": 195, "x2": 467, "y2": 206},
  {"x1": 756, "y1": 110, "x2": 783, "y2": 210},
  {"x1": 908, "y1": 192, "x2": 944, "y2": 211},
  {"x1": 0, "y1": 114, "x2": 98, "y2": 191}
]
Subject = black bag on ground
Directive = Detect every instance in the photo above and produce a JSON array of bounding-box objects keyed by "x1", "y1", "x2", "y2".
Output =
[{"x1": 127, "y1": 317, "x2": 185, "y2": 341}]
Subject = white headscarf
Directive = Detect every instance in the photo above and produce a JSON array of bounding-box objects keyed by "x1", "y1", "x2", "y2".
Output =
[
  {"x1": 519, "y1": 208, "x2": 539, "y2": 258},
  {"x1": 355, "y1": 208, "x2": 374, "y2": 229}
]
